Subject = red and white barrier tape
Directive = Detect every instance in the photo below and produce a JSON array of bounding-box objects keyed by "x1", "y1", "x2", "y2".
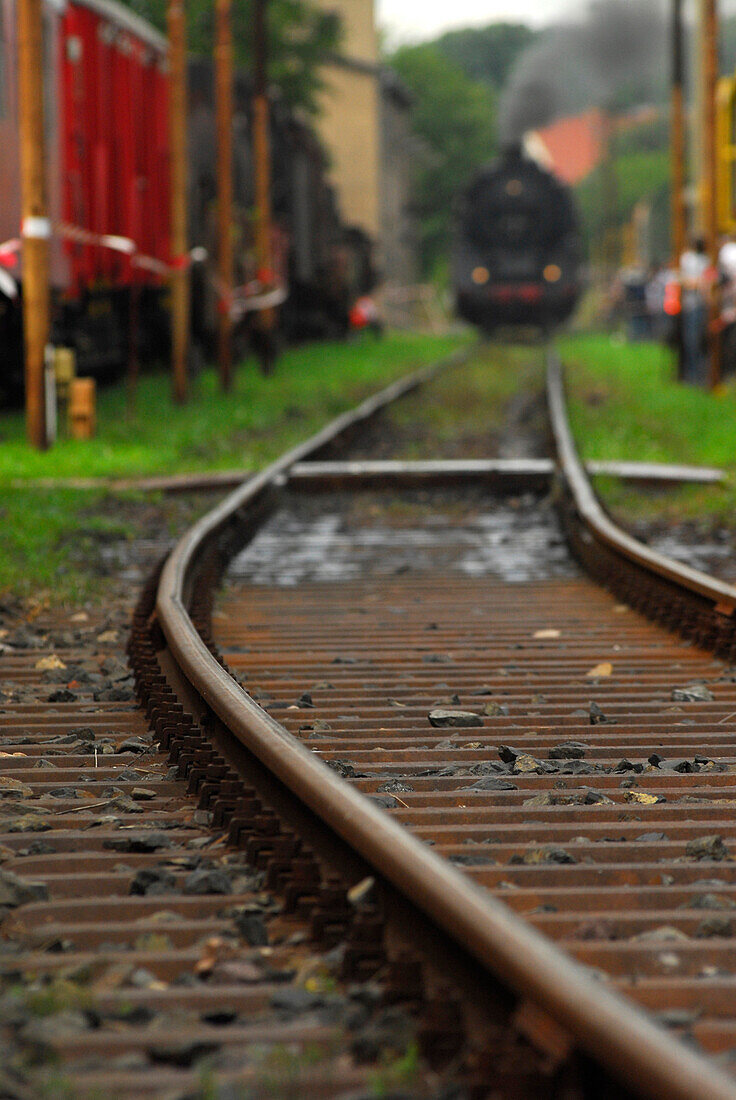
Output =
[
  {"x1": 0, "y1": 227, "x2": 206, "y2": 284},
  {"x1": 230, "y1": 282, "x2": 288, "y2": 320},
  {"x1": 0, "y1": 238, "x2": 21, "y2": 267},
  {"x1": 0, "y1": 228, "x2": 289, "y2": 318},
  {"x1": 0, "y1": 268, "x2": 18, "y2": 300},
  {"x1": 57, "y1": 223, "x2": 136, "y2": 254},
  {"x1": 209, "y1": 268, "x2": 289, "y2": 320},
  {"x1": 0, "y1": 239, "x2": 21, "y2": 298},
  {"x1": 56, "y1": 224, "x2": 209, "y2": 275}
]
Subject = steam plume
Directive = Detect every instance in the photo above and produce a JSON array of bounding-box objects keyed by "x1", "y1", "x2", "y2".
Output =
[{"x1": 499, "y1": 0, "x2": 667, "y2": 143}]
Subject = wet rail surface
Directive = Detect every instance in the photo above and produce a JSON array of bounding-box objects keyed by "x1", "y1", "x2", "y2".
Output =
[
  {"x1": 196, "y1": 354, "x2": 736, "y2": 1099},
  {"x1": 6, "y1": 347, "x2": 736, "y2": 1098},
  {"x1": 0, "y1": 351, "x2": 487, "y2": 1100},
  {"x1": 148, "y1": 351, "x2": 736, "y2": 1099},
  {"x1": 217, "y1": 487, "x2": 736, "y2": 1071}
]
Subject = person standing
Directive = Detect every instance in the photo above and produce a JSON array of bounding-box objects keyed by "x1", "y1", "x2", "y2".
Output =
[
  {"x1": 679, "y1": 238, "x2": 710, "y2": 385},
  {"x1": 645, "y1": 263, "x2": 673, "y2": 343},
  {"x1": 718, "y1": 234, "x2": 736, "y2": 375}
]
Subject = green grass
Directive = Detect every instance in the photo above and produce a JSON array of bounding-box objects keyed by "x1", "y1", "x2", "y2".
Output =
[
  {"x1": 559, "y1": 332, "x2": 736, "y2": 525},
  {"x1": 0, "y1": 487, "x2": 134, "y2": 595},
  {"x1": 369, "y1": 1042, "x2": 422, "y2": 1097},
  {"x1": 0, "y1": 333, "x2": 467, "y2": 603},
  {"x1": 1, "y1": 333, "x2": 467, "y2": 482},
  {"x1": 6, "y1": 978, "x2": 94, "y2": 1018},
  {"x1": 378, "y1": 341, "x2": 543, "y2": 456}
]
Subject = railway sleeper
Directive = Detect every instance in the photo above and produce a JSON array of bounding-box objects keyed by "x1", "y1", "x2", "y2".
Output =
[{"x1": 128, "y1": 565, "x2": 623, "y2": 1098}]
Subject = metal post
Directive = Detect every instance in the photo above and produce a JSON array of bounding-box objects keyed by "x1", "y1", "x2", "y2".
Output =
[
  {"x1": 127, "y1": 282, "x2": 140, "y2": 413},
  {"x1": 601, "y1": 111, "x2": 619, "y2": 282},
  {"x1": 168, "y1": 0, "x2": 189, "y2": 403},
  {"x1": 252, "y1": 0, "x2": 277, "y2": 373},
  {"x1": 671, "y1": 0, "x2": 687, "y2": 263},
  {"x1": 215, "y1": 0, "x2": 233, "y2": 390},
  {"x1": 17, "y1": 0, "x2": 49, "y2": 449},
  {"x1": 702, "y1": 0, "x2": 721, "y2": 387}
]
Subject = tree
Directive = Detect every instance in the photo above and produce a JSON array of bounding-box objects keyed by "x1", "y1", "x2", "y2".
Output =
[
  {"x1": 433, "y1": 23, "x2": 536, "y2": 90},
  {"x1": 389, "y1": 43, "x2": 496, "y2": 274},
  {"x1": 122, "y1": 0, "x2": 340, "y2": 112},
  {"x1": 575, "y1": 121, "x2": 671, "y2": 262}
]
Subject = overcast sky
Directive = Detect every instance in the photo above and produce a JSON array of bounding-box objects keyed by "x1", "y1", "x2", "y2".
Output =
[
  {"x1": 376, "y1": 0, "x2": 581, "y2": 44},
  {"x1": 377, "y1": 0, "x2": 736, "y2": 46}
]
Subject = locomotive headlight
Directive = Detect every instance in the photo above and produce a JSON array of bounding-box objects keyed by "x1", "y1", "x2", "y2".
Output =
[
  {"x1": 472, "y1": 266, "x2": 489, "y2": 284},
  {"x1": 543, "y1": 264, "x2": 562, "y2": 283}
]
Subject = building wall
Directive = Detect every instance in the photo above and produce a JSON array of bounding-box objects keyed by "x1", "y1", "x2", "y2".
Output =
[
  {"x1": 313, "y1": 0, "x2": 382, "y2": 239},
  {"x1": 314, "y1": 0, "x2": 417, "y2": 292}
]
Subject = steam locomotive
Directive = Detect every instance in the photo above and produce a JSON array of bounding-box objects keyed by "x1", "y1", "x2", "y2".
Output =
[
  {"x1": 453, "y1": 146, "x2": 583, "y2": 333},
  {"x1": 0, "y1": 0, "x2": 374, "y2": 401}
]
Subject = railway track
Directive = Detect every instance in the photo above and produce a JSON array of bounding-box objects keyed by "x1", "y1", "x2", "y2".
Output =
[{"x1": 4, "y1": 345, "x2": 736, "y2": 1098}]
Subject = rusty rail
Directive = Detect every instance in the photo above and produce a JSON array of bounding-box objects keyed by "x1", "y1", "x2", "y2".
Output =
[
  {"x1": 547, "y1": 353, "x2": 736, "y2": 611},
  {"x1": 548, "y1": 353, "x2": 736, "y2": 660},
  {"x1": 154, "y1": 349, "x2": 736, "y2": 1100}
]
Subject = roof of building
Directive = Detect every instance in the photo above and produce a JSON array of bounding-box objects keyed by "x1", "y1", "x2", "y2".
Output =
[{"x1": 526, "y1": 108, "x2": 607, "y2": 185}]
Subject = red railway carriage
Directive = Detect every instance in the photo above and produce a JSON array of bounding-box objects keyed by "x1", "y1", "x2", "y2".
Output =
[
  {"x1": 60, "y1": 0, "x2": 169, "y2": 288},
  {"x1": 1, "y1": 0, "x2": 376, "y2": 395},
  {"x1": 0, "y1": 0, "x2": 169, "y2": 382}
]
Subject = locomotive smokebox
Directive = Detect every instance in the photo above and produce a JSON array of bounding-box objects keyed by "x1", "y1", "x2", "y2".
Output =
[{"x1": 452, "y1": 149, "x2": 584, "y2": 333}]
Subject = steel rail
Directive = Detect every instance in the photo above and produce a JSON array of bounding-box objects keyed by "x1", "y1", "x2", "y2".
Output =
[
  {"x1": 547, "y1": 352, "x2": 736, "y2": 612},
  {"x1": 156, "y1": 350, "x2": 736, "y2": 1100},
  {"x1": 288, "y1": 457, "x2": 725, "y2": 490},
  {"x1": 12, "y1": 458, "x2": 724, "y2": 493}
]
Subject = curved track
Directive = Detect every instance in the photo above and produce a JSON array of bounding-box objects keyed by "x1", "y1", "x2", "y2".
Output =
[
  {"x1": 157, "y1": 350, "x2": 736, "y2": 1098},
  {"x1": 5, "y1": 345, "x2": 736, "y2": 1097}
]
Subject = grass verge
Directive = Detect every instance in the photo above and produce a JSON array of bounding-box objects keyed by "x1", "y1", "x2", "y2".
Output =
[
  {"x1": 559, "y1": 332, "x2": 736, "y2": 526},
  {"x1": 2, "y1": 333, "x2": 467, "y2": 481},
  {"x1": 370, "y1": 341, "x2": 544, "y2": 458},
  {"x1": 0, "y1": 333, "x2": 467, "y2": 603}
]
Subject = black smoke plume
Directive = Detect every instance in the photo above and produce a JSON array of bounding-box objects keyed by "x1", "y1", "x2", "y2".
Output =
[{"x1": 499, "y1": 0, "x2": 667, "y2": 143}]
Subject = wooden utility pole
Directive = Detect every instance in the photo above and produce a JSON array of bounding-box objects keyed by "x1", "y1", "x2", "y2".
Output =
[
  {"x1": 671, "y1": 0, "x2": 687, "y2": 263},
  {"x1": 252, "y1": 0, "x2": 277, "y2": 373},
  {"x1": 703, "y1": 0, "x2": 719, "y2": 256},
  {"x1": 17, "y1": 0, "x2": 49, "y2": 449},
  {"x1": 671, "y1": 0, "x2": 687, "y2": 380},
  {"x1": 168, "y1": 0, "x2": 189, "y2": 403},
  {"x1": 702, "y1": 0, "x2": 721, "y2": 387},
  {"x1": 215, "y1": 0, "x2": 234, "y2": 390}
]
